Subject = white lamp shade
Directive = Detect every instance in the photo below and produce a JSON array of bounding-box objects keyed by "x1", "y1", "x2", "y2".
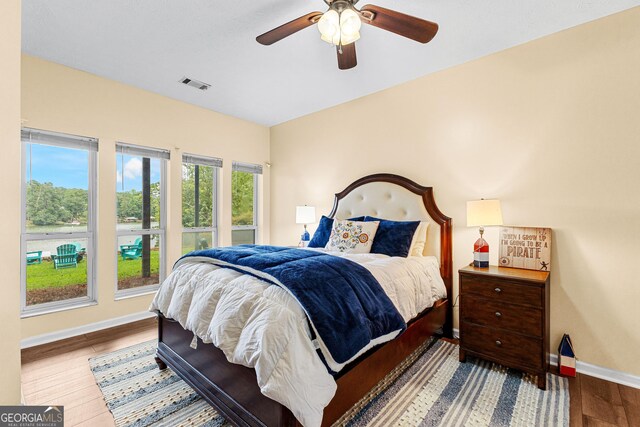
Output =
[
  {"x1": 296, "y1": 206, "x2": 316, "y2": 224},
  {"x1": 339, "y1": 8, "x2": 361, "y2": 44},
  {"x1": 318, "y1": 7, "x2": 362, "y2": 46},
  {"x1": 466, "y1": 199, "x2": 503, "y2": 227},
  {"x1": 318, "y1": 10, "x2": 340, "y2": 45},
  {"x1": 339, "y1": 32, "x2": 360, "y2": 45}
]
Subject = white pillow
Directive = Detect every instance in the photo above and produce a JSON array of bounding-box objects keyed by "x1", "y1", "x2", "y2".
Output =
[
  {"x1": 409, "y1": 222, "x2": 429, "y2": 256},
  {"x1": 326, "y1": 220, "x2": 379, "y2": 254}
]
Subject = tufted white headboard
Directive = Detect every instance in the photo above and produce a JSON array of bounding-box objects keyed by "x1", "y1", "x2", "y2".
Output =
[
  {"x1": 331, "y1": 181, "x2": 442, "y2": 259},
  {"x1": 328, "y1": 174, "x2": 452, "y2": 329}
]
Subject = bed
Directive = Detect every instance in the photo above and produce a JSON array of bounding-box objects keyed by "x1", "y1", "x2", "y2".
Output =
[{"x1": 152, "y1": 173, "x2": 453, "y2": 427}]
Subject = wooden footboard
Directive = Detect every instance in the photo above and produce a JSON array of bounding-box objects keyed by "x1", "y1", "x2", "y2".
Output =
[
  {"x1": 155, "y1": 298, "x2": 448, "y2": 427},
  {"x1": 156, "y1": 317, "x2": 297, "y2": 427}
]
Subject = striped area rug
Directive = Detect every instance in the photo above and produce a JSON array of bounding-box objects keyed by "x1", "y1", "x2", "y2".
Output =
[
  {"x1": 336, "y1": 340, "x2": 569, "y2": 426},
  {"x1": 90, "y1": 340, "x2": 569, "y2": 427},
  {"x1": 90, "y1": 341, "x2": 230, "y2": 427}
]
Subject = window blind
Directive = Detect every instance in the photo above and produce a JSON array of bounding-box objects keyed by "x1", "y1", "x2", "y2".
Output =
[
  {"x1": 116, "y1": 142, "x2": 170, "y2": 160},
  {"x1": 232, "y1": 161, "x2": 263, "y2": 175},
  {"x1": 182, "y1": 153, "x2": 223, "y2": 168},
  {"x1": 21, "y1": 128, "x2": 98, "y2": 151}
]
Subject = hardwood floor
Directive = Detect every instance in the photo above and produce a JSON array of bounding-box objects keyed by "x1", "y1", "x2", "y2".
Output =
[
  {"x1": 572, "y1": 373, "x2": 640, "y2": 427},
  {"x1": 21, "y1": 318, "x2": 157, "y2": 427},
  {"x1": 21, "y1": 320, "x2": 640, "y2": 426}
]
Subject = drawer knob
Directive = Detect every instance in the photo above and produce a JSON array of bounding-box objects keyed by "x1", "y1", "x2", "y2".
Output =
[
  {"x1": 495, "y1": 311, "x2": 502, "y2": 318},
  {"x1": 495, "y1": 340, "x2": 502, "y2": 346},
  {"x1": 494, "y1": 287, "x2": 502, "y2": 293}
]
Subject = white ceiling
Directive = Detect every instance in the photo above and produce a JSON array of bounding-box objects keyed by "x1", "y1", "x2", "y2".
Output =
[{"x1": 22, "y1": 0, "x2": 640, "y2": 126}]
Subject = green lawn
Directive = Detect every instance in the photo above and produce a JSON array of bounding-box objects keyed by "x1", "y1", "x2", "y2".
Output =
[
  {"x1": 26, "y1": 251, "x2": 160, "y2": 290},
  {"x1": 117, "y1": 250, "x2": 160, "y2": 280}
]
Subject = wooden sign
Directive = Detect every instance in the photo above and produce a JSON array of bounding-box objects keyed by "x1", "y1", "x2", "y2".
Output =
[{"x1": 499, "y1": 226, "x2": 551, "y2": 271}]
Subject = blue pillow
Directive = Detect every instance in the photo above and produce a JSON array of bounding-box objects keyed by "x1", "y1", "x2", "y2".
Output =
[
  {"x1": 308, "y1": 215, "x2": 365, "y2": 248},
  {"x1": 364, "y1": 216, "x2": 420, "y2": 257}
]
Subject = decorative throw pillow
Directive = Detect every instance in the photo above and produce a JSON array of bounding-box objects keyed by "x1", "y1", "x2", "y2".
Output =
[
  {"x1": 308, "y1": 215, "x2": 364, "y2": 248},
  {"x1": 409, "y1": 222, "x2": 430, "y2": 256},
  {"x1": 326, "y1": 220, "x2": 379, "y2": 254},
  {"x1": 364, "y1": 217, "x2": 420, "y2": 257}
]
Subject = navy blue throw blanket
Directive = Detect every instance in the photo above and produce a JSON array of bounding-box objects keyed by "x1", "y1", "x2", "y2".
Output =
[{"x1": 179, "y1": 245, "x2": 406, "y2": 365}]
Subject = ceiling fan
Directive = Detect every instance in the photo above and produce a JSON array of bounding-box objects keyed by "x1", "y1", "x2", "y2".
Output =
[{"x1": 256, "y1": 0, "x2": 438, "y2": 70}]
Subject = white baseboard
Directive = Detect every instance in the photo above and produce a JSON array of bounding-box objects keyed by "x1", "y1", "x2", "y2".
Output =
[
  {"x1": 21, "y1": 311, "x2": 156, "y2": 349},
  {"x1": 451, "y1": 328, "x2": 639, "y2": 388},
  {"x1": 549, "y1": 354, "x2": 640, "y2": 389}
]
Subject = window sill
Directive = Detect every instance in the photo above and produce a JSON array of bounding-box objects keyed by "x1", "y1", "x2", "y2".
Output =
[
  {"x1": 115, "y1": 284, "x2": 160, "y2": 301},
  {"x1": 21, "y1": 298, "x2": 98, "y2": 319}
]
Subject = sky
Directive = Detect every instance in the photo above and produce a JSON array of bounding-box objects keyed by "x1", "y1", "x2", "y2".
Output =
[
  {"x1": 26, "y1": 144, "x2": 160, "y2": 191},
  {"x1": 116, "y1": 154, "x2": 161, "y2": 192}
]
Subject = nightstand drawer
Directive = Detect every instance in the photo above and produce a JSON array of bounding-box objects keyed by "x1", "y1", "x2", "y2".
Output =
[
  {"x1": 461, "y1": 323, "x2": 543, "y2": 370},
  {"x1": 462, "y1": 295, "x2": 543, "y2": 337},
  {"x1": 459, "y1": 265, "x2": 550, "y2": 389},
  {"x1": 460, "y1": 274, "x2": 543, "y2": 307}
]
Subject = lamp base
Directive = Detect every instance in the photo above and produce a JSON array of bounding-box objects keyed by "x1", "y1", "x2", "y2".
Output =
[
  {"x1": 473, "y1": 237, "x2": 489, "y2": 268},
  {"x1": 298, "y1": 229, "x2": 310, "y2": 248}
]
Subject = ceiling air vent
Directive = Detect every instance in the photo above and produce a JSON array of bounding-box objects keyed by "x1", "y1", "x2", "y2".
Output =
[{"x1": 179, "y1": 77, "x2": 211, "y2": 91}]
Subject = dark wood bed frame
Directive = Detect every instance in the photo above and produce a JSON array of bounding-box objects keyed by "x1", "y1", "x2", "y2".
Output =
[{"x1": 155, "y1": 173, "x2": 453, "y2": 427}]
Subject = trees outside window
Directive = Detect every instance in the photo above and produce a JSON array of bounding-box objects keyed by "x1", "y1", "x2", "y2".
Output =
[
  {"x1": 115, "y1": 143, "x2": 167, "y2": 295},
  {"x1": 231, "y1": 162, "x2": 261, "y2": 245},
  {"x1": 21, "y1": 128, "x2": 97, "y2": 315},
  {"x1": 182, "y1": 154, "x2": 219, "y2": 254}
]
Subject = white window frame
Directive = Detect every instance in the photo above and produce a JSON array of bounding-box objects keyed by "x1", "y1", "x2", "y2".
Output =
[
  {"x1": 115, "y1": 142, "x2": 168, "y2": 299},
  {"x1": 20, "y1": 128, "x2": 98, "y2": 317},
  {"x1": 181, "y1": 154, "x2": 221, "y2": 252},
  {"x1": 231, "y1": 161, "x2": 262, "y2": 245}
]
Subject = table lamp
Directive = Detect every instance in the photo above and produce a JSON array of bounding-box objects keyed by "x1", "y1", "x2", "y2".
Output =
[
  {"x1": 466, "y1": 199, "x2": 503, "y2": 268},
  {"x1": 296, "y1": 206, "x2": 316, "y2": 247}
]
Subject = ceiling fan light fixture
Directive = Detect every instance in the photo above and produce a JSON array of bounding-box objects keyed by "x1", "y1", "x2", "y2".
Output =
[
  {"x1": 318, "y1": 9, "x2": 341, "y2": 45},
  {"x1": 339, "y1": 32, "x2": 360, "y2": 46},
  {"x1": 256, "y1": 0, "x2": 439, "y2": 70},
  {"x1": 340, "y1": 8, "x2": 362, "y2": 42},
  {"x1": 318, "y1": 5, "x2": 361, "y2": 46}
]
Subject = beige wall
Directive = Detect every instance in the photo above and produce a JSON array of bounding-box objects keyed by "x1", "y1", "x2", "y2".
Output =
[
  {"x1": 21, "y1": 55, "x2": 270, "y2": 338},
  {"x1": 271, "y1": 8, "x2": 640, "y2": 375},
  {"x1": 0, "y1": 0, "x2": 22, "y2": 404}
]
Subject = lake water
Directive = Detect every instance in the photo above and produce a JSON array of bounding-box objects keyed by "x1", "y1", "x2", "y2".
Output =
[
  {"x1": 25, "y1": 223, "x2": 159, "y2": 257},
  {"x1": 26, "y1": 223, "x2": 252, "y2": 257}
]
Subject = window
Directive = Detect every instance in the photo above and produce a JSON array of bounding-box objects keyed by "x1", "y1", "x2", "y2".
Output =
[
  {"x1": 21, "y1": 128, "x2": 98, "y2": 316},
  {"x1": 116, "y1": 143, "x2": 168, "y2": 296},
  {"x1": 182, "y1": 154, "x2": 220, "y2": 254},
  {"x1": 231, "y1": 161, "x2": 261, "y2": 245}
]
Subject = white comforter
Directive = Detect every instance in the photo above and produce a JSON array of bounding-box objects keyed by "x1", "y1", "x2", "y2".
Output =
[{"x1": 149, "y1": 249, "x2": 446, "y2": 427}]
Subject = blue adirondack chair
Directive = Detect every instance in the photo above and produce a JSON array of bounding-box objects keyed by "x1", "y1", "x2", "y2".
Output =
[
  {"x1": 52, "y1": 244, "x2": 78, "y2": 269},
  {"x1": 120, "y1": 237, "x2": 143, "y2": 260},
  {"x1": 26, "y1": 250, "x2": 42, "y2": 265},
  {"x1": 73, "y1": 242, "x2": 86, "y2": 262}
]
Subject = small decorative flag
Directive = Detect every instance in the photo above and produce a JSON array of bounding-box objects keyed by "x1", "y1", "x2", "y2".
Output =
[{"x1": 558, "y1": 334, "x2": 576, "y2": 377}]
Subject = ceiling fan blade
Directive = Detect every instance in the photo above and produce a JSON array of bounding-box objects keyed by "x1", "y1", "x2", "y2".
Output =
[
  {"x1": 337, "y1": 43, "x2": 357, "y2": 70},
  {"x1": 360, "y1": 5, "x2": 438, "y2": 44},
  {"x1": 256, "y1": 12, "x2": 323, "y2": 45}
]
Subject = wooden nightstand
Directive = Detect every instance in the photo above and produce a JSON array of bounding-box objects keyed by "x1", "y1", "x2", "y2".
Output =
[{"x1": 458, "y1": 265, "x2": 550, "y2": 389}]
